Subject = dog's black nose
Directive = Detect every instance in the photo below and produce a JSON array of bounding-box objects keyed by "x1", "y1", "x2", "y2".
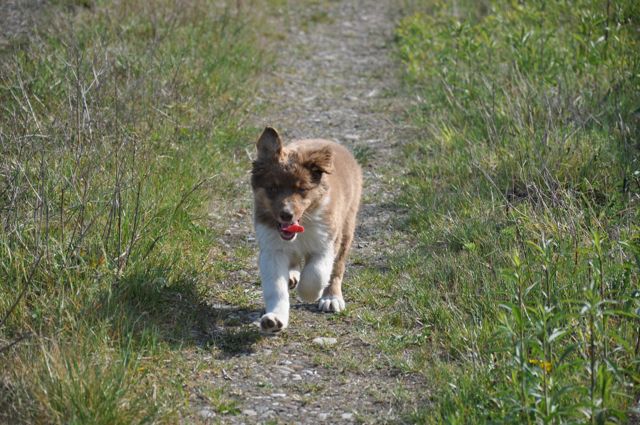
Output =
[{"x1": 279, "y1": 211, "x2": 293, "y2": 222}]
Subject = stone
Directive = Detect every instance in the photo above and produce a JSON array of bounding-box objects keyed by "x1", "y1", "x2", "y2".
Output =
[
  {"x1": 262, "y1": 409, "x2": 276, "y2": 418},
  {"x1": 278, "y1": 366, "x2": 295, "y2": 374},
  {"x1": 313, "y1": 337, "x2": 338, "y2": 347},
  {"x1": 197, "y1": 408, "x2": 216, "y2": 419}
]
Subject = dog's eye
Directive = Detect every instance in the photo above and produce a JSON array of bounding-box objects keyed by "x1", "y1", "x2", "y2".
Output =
[
  {"x1": 297, "y1": 188, "x2": 308, "y2": 195},
  {"x1": 310, "y1": 168, "x2": 323, "y2": 181}
]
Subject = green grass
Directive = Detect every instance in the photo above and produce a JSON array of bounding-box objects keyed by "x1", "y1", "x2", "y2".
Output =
[
  {"x1": 383, "y1": 0, "x2": 640, "y2": 422},
  {"x1": 0, "y1": 0, "x2": 263, "y2": 422}
]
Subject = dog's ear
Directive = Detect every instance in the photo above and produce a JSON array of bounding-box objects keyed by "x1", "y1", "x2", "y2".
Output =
[
  {"x1": 304, "y1": 146, "x2": 334, "y2": 179},
  {"x1": 256, "y1": 127, "x2": 283, "y2": 160}
]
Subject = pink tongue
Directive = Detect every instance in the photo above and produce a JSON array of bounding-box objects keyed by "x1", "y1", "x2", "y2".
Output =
[{"x1": 282, "y1": 223, "x2": 304, "y2": 233}]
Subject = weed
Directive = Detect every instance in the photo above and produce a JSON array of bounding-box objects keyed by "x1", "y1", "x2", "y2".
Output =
[{"x1": 201, "y1": 386, "x2": 241, "y2": 415}]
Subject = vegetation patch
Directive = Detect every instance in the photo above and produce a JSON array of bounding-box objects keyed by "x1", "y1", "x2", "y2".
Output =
[
  {"x1": 0, "y1": 1, "x2": 262, "y2": 423},
  {"x1": 393, "y1": 0, "x2": 639, "y2": 422}
]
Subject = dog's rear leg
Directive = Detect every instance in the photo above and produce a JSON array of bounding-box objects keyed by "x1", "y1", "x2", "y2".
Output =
[
  {"x1": 289, "y1": 258, "x2": 302, "y2": 290},
  {"x1": 318, "y1": 228, "x2": 354, "y2": 313}
]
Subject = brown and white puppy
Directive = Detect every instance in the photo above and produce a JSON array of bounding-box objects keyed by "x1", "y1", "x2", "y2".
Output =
[{"x1": 251, "y1": 127, "x2": 362, "y2": 333}]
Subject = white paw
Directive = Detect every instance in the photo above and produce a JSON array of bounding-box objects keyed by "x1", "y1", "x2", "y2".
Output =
[
  {"x1": 289, "y1": 270, "x2": 300, "y2": 289},
  {"x1": 318, "y1": 296, "x2": 345, "y2": 313},
  {"x1": 260, "y1": 313, "x2": 287, "y2": 334}
]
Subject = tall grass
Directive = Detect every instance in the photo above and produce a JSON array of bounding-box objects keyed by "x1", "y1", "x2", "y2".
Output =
[
  {"x1": 395, "y1": 0, "x2": 639, "y2": 422},
  {"x1": 0, "y1": 1, "x2": 262, "y2": 422}
]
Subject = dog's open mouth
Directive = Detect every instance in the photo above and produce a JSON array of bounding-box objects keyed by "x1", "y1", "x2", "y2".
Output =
[{"x1": 278, "y1": 222, "x2": 304, "y2": 241}]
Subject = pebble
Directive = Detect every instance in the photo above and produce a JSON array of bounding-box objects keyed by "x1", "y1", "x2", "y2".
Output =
[
  {"x1": 278, "y1": 366, "x2": 295, "y2": 374},
  {"x1": 366, "y1": 88, "x2": 379, "y2": 98},
  {"x1": 198, "y1": 408, "x2": 216, "y2": 419},
  {"x1": 262, "y1": 409, "x2": 276, "y2": 418},
  {"x1": 210, "y1": 303, "x2": 234, "y2": 310},
  {"x1": 271, "y1": 393, "x2": 287, "y2": 398},
  {"x1": 292, "y1": 374, "x2": 302, "y2": 381},
  {"x1": 243, "y1": 409, "x2": 257, "y2": 416},
  {"x1": 342, "y1": 412, "x2": 354, "y2": 420},
  {"x1": 318, "y1": 412, "x2": 329, "y2": 420},
  {"x1": 313, "y1": 337, "x2": 338, "y2": 346}
]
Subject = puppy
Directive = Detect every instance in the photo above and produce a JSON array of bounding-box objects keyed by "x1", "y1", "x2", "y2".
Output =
[{"x1": 251, "y1": 127, "x2": 362, "y2": 333}]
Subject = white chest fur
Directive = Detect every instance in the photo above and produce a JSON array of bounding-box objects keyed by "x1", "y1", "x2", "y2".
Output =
[{"x1": 254, "y1": 211, "x2": 333, "y2": 258}]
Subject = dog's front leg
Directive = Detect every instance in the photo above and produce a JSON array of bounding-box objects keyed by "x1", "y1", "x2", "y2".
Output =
[
  {"x1": 258, "y1": 249, "x2": 290, "y2": 333},
  {"x1": 297, "y1": 248, "x2": 334, "y2": 303}
]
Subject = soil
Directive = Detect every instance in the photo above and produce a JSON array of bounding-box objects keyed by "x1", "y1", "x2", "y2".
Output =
[{"x1": 193, "y1": 1, "x2": 423, "y2": 424}]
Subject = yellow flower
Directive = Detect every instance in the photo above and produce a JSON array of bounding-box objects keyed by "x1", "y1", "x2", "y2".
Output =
[{"x1": 528, "y1": 359, "x2": 552, "y2": 373}]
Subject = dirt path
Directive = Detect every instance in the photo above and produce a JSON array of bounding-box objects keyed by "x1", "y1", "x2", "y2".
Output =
[{"x1": 193, "y1": 1, "x2": 421, "y2": 423}]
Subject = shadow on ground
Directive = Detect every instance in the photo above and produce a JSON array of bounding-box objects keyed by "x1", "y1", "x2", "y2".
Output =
[{"x1": 93, "y1": 269, "x2": 264, "y2": 358}]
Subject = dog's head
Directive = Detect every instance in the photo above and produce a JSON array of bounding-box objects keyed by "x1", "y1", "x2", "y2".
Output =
[{"x1": 251, "y1": 127, "x2": 333, "y2": 241}]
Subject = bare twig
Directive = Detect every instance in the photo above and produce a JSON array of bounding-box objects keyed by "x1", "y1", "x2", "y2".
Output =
[
  {"x1": 171, "y1": 176, "x2": 217, "y2": 221},
  {"x1": 118, "y1": 181, "x2": 143, "y2": 274},
  {"x1": 0, "y1": 253, "x2": 42, "y2": 329},
  {"x1": 0, "y1": 332, "x2": 31, "y2": 355}
]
